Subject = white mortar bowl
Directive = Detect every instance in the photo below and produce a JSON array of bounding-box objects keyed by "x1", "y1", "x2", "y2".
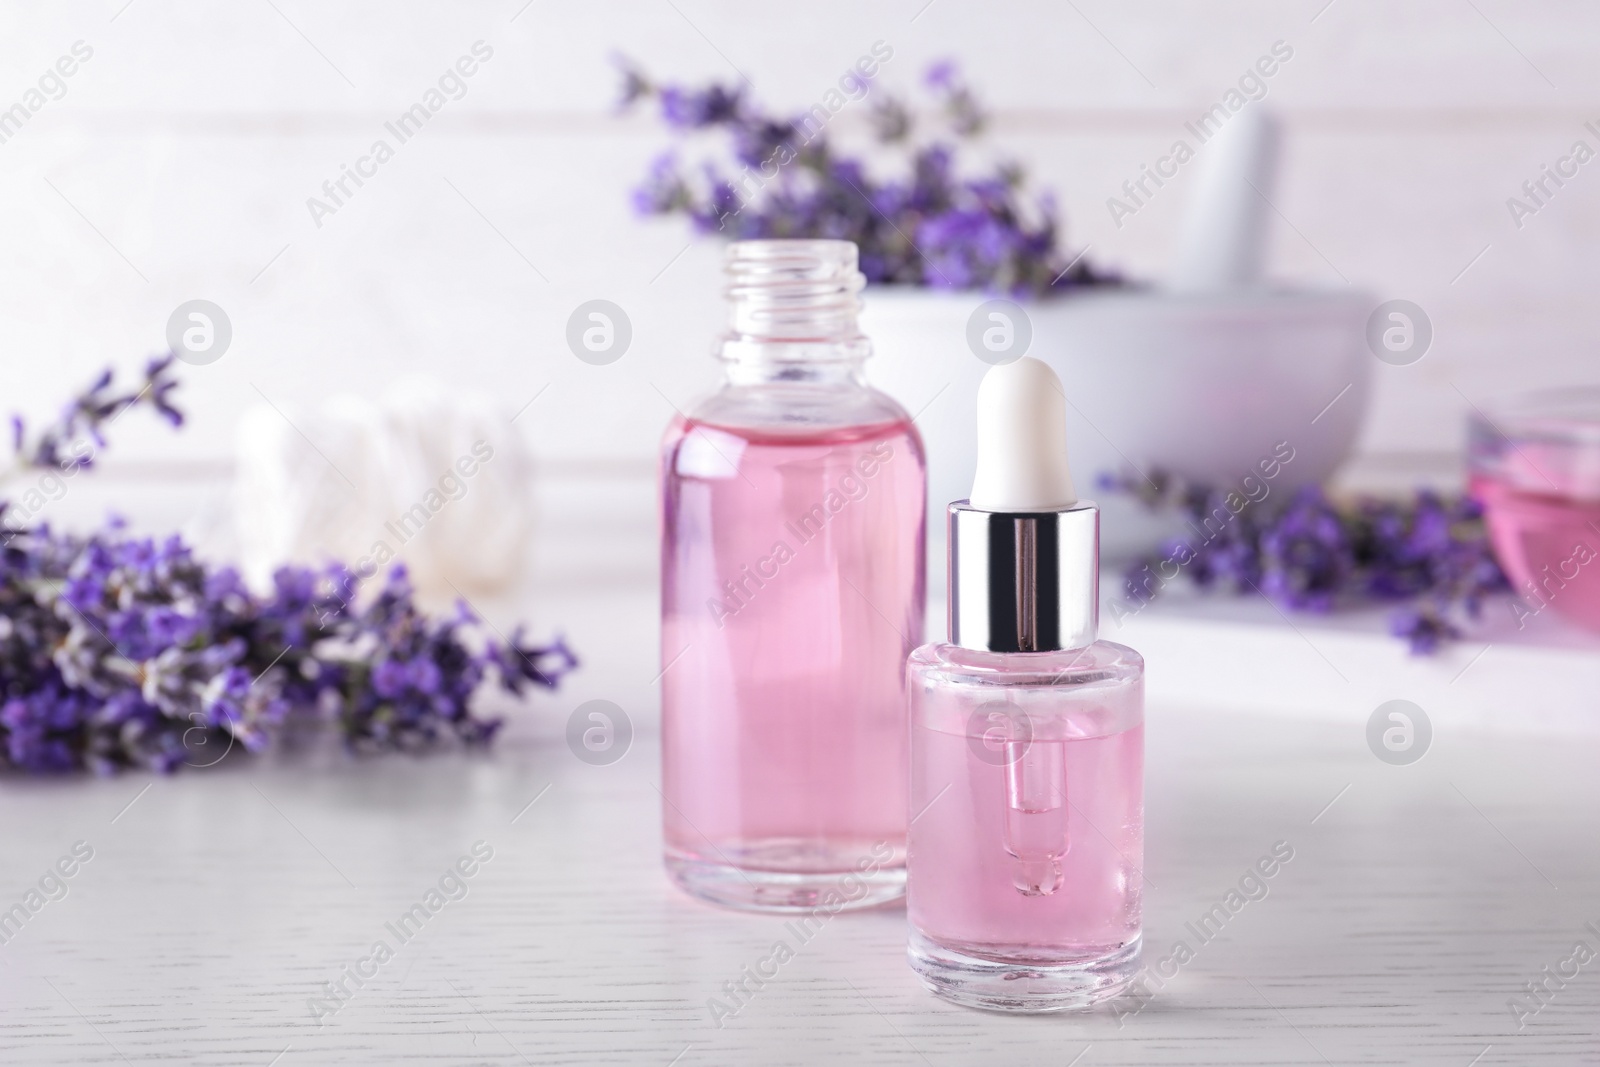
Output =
[{"x1": 862, "y1": 286, "x2": 1373, "y2": 566}]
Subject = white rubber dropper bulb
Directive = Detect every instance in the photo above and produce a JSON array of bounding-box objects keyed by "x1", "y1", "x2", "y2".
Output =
[{"x1": 968, "y1": 357, "x2": 1078, "y2": 512}]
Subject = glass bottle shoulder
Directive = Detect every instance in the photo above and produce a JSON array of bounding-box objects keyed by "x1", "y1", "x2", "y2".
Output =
[
  {"x1": 661, "y1": 381, "x2": 927, "y2": 486},
  {"x1": 908, "y1": 641, "x2": 1143, "y2": 740},
  {"x1": 908, "y1": 640, "x2": 1144, "y2": 691},
  {"x1": 678, "y1": 379, "x2": 916, "y2": 439}
]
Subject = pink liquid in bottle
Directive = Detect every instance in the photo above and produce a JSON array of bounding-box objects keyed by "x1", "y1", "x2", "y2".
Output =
[
  {"x1": 662, "y1": 416, "x2": 925, "y2": 910},
  {"x1": 911, "y1": 724, "x2": 1144, "y2": 954},
  {"x1": 906, "y1": 641, "x2": 1144, "y2": 1009}
]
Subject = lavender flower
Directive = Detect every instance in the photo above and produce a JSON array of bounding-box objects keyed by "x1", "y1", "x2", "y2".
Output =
[
  {"x1": 1102, "y1": 471, "x2": 1507, "y2": 654},
  {"x1": 618, "y1": 59, "x2": 1119, "y2": 297},
  {"x1": 659, "y1": 84, "x2": 745, "y2": 129},
  {"x1": 1259, "y1": 487, "x2": 1352, "y2": 612},
  {"x1": 7, "y1": 355, "x2": 181, "y2": 479},
  {"x1": 1, "y1": 361, "x2": 576, "y2": 775},
  {"x1": 923, "y1": 60, "x2": 985, "y2": 136}
]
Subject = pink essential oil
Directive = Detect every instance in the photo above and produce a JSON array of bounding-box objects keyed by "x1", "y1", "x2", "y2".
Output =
[
  {"x1": 1470, "y1": 388, "x2": 1600, "y2": 633},
  {"x1": 907, "y1": 645, "x2": 1144, "y2": 1007},
  {"x1": 906, "y1": 357, "x2": 1144, "y2": 1011},
  {"x1": 660, "y1": 241, "x2": 926, "y2": 911}
]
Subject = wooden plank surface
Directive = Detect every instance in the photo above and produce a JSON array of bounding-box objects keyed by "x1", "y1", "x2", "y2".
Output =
[{"x1": 2, "y1": 581, "x2": 1597, "y2": 1066}]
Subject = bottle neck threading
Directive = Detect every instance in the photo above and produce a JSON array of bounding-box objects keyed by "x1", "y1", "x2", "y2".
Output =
[{"x1": 718, "y1": 239, "x2": 871, "y2": 372}]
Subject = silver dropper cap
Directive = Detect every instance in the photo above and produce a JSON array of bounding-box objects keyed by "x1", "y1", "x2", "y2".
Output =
[
  {"x1": 948, "y1": 500, "x2": 1099, "y2": 653},
  {"x1": 952, "y1": 356, "x2": 1099, "y2": 653}
]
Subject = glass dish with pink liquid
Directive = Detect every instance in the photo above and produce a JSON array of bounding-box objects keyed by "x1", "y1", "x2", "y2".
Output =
[
  {"x1": 1469, "y1": 387, "x2": 1600, "y2": 632},
  {"x1": 660, "y1": 239, "x2": 926, "y2": 911}
]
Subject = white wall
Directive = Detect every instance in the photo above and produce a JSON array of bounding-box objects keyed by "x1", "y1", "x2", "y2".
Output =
[{"x1": 2, "y1": 0, "x2": 1597, "y2": 487}]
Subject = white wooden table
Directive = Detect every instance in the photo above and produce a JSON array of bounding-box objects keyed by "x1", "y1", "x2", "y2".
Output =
[{"x1": 3, "y1": 579, "x2": 1599, "y2": 1066}]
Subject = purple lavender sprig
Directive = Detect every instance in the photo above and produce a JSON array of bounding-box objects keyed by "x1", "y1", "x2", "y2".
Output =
[
  {"x1": 9, "y1": 353, "x2": 181, "y2": 476},
  {"x1": 1102, "y1": 471, "x2": 1508, "y2": 654},
  {"x1": 618, "y1": 59, "x2": 1119, "y2": 297},
  {"x1": 1, "y1": 361, "x2": 576, "y2": 775}
]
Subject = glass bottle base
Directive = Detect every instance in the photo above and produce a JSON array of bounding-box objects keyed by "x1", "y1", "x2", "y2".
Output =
[
  {"x1": 908, "y1": 929, "x2": 1142, "y2": 1013},
  {"x1": 665, "y1": 848, "x2": 906, "y2": 913}
]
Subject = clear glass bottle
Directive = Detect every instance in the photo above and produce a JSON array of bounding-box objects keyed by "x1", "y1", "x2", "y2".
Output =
[
  {"x1": 906, "y1": 357, "x2": 1144, "y2": 1011},
  {"x1": 660, "y1": 239, "x2": 926, "y2": 911}
]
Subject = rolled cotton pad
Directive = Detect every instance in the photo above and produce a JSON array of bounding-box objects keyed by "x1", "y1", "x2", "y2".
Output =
[{"x1": 969, "y1": 357, "x2": 1078, "y2": 512}]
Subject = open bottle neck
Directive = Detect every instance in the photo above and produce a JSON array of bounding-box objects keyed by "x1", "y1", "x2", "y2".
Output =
[{"x1": 718, "y1": 239, "x2": 871, "y2": 386}]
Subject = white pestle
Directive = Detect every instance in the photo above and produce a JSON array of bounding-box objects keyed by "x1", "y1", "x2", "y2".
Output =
[{"x1": 1169, "y1": 108, "x2": 1281, "y2": 293}]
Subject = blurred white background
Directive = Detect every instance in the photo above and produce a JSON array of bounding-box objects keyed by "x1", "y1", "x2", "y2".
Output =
[{"x1": 2, "y1": 0, "x2": 1596, "y2": 571}]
